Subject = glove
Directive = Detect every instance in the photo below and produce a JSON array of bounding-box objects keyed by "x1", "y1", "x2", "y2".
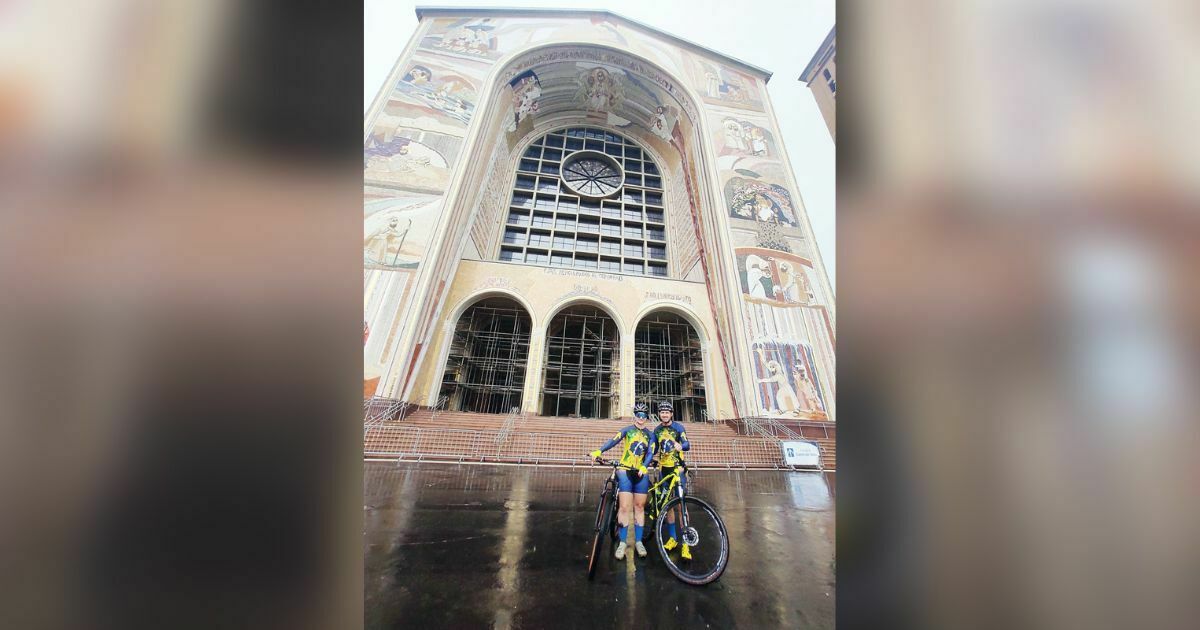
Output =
[
  {"x1": 635, "y1": 464, "x2": 648, "y2": 477},
  {"x1": 589, "y1": 450, "x2": 602, "y2": 460}
]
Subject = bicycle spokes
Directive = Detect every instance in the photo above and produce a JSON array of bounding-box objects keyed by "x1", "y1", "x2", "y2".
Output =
[{"x1": 654, "y1": 497, "x2": 729, "y2": 585}]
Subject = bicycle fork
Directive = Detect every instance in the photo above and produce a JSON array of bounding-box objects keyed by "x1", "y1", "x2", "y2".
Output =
[{"x1": 675, "y1": 484, "x2": 690, "y2": 539}]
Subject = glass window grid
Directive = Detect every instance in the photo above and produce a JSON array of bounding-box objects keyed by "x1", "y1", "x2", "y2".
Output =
[{"x1": 501, "y1": 127, "x2": 668, "y2": 277}]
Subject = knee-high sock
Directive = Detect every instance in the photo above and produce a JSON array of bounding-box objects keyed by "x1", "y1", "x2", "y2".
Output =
[
  {"x1": 635, "y1": 524, "x2": 643, "y2": 541},
  {"x1": 668, "y1": 523, "x2": 677, "y2": 540},
  {"x1": 618, "y1": 525, "x2": 628, "y2": 542}
]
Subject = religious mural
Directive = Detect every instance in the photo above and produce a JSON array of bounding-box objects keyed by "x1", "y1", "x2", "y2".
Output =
[
  {"x1": 725, "y1": 176, "x2": 799, "y2": 227},
  {"x1": 691, "y1": 59, "x2": 764, "y2": 111},
  {"x1": 751, "y1": 341, "x2": 828, "y2": 419},
  {"x1": 364, "y1": 123, "x2": 462, "y2": 193},
  {"x1": 418, "y1": 15, "x2": 645, "y2": 64},
  {"x1": 736, "y1": 248, "x2": 815, "y2": 307},
  {"x1": 648, "y1": 103, "x2": 680, "y2": 142},
  {"x1": 385, "y1": 54, "x2": 485, "y2": 128},
  {"x1": 421, "y1": 17, "x2": 500, "y2": 59},
  {"x1": 715, "y1": 116, "x2": 776, "y2": 157},
  {"x1": 575, "y1": 64, "x2": 628, "y2": 124},
  {"x1": 364, "y1": 193, "x2": 445, "y2": 268},
  {"x1": 505, "y1": 69, "x2": 542, "y2": 133}
]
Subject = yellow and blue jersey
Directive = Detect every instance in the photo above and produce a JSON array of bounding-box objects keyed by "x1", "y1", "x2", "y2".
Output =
[
  {"x1": 597, "y1": 425, "x2": 656, "y2": 470},
  {"x1": 652, "y1": 421, "x2": 690, "y2": 467}
]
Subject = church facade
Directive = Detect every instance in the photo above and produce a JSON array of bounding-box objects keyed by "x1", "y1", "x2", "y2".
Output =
[{"x1": 364, "y1": 8, "x2": 835, "y2": 424}]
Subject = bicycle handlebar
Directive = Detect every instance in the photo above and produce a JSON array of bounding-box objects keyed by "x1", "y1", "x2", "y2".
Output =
[{"x1": 591, "y1": 457, "x2": 688, "y2": 474}]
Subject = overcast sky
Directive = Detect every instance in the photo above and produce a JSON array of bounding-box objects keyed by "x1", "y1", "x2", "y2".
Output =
[{"x1": 365, "y1": 0, "x2": 836, "y2": 281}]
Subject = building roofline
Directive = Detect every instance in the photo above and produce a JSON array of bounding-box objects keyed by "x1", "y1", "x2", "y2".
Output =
[
  {"x1": 415, "y1": 6, "x2": 774, "y2": 82},
  {"x1": 799, "y1": 25, "x2": 836, "y2": 83}
]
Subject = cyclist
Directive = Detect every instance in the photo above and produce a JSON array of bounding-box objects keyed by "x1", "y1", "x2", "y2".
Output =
[
  {"x1": 652, "y1": 400, "x2": 692, "y2": 560},
  {"x1": 589, "y1": 402, "x2": 656, "y2": 560}
]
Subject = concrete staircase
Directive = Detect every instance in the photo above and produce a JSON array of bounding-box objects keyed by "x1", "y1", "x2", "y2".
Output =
[{"x1": 364, "y1": 408, "x2": 836, "y2": 470}]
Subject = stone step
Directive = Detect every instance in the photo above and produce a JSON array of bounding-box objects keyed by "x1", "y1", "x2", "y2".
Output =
[{"x1": 365, "y1": 408, "x2": 835, "y2": 470}]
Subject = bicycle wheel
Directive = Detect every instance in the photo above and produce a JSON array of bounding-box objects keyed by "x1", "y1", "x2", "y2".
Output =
[
  {"x1": 588, "y1": 489, "x2": 614, "y2": 580},
  {"x1": 654, "y1": 496, "x2": 730, "y2": 586}
]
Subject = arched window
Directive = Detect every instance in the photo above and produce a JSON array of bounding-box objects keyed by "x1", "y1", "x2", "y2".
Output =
[{"x1": 499, "y1": 127, "x2": 667, "y2": 277}]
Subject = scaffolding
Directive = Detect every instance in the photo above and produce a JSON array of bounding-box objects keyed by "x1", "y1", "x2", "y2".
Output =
[
  {"x1": 440, "y1": 298, "x2": 531, "y2": 415},
  {"x1": 634, "y1": 312, "x2": 707, "y2": 423},
  {"x1": 541, "y1": 306, "x2": 620, "y2": 418}
]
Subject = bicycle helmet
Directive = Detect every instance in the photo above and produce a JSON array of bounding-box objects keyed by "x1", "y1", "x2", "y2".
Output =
[
  {"x1": 633, "y1": 402, "x2": 650, "y2": 418},
  {"x1": 657, "y1": 401, "x2": 674, "y2": 413}
]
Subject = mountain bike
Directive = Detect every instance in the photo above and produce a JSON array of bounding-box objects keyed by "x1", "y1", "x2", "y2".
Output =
[
  {"x1": 586, "y1": 458, "x2": 621, "y2": 580},
  {"x1": 644, "y1": 461, "x2": 730, "y2": 585}
]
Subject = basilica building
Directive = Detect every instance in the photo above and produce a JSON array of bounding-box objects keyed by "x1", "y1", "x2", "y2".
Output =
[{"x1": 364, "y1": 8, "x2": 835, "y2": 429}]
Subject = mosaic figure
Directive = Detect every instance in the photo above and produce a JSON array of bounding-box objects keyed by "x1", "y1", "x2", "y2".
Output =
[
  {"x1": 364, "y1": 217, "x2": 412, "y2": 266},
  {"x1": 744, "y1": 254, "x2": 772, "y2": 300},
  {"x1": 363, "y1": 134, "x2": 412, "y2": 167},
  {"x1": 506, "y1": 70, "x2": 542, "y2": 133},
  {"x1": 755, "y1": 346, "x2": 803, "y2": 415},
  {"x1": 776, "y1": 261, "x2": 807, "y2": 303},
  {"x1": 748, "y1": 125, "x2": 769, "y2": 156},
  {"x1": 718, "y1": 117, "x2": 774, "y2": 157},
  {"x1": 792, "y1": 363, "x2": 826, "y2": 414},
  {"x1": 723, "y1": 118, "x2": 749, "y2": 153},
  {"x1": 751, "y1": 342, "x2": 828, "y2": 418},
  {"x1": 363, "y1": 194, "x2": 444, "y2": 268},
  {"x1": 576, "y1": 66, "x2": 625, "y2": 113},
  {"x1": 695, "y1": 60, "x2": 764, "y2": 110},
  {"x1": 363, "y1": 125, "x2": 459, "y2": 192},
  {"x1": 393, "y1": 63, "x2": 476, "y2": 124},
  {"x1": 737, "y1": 248, "x2": 815, "y2": 307},
  {"x1": 652, "y1": 103, "x2": 681, "y2": 140},
  {"x1": 727, "y1": 177, "x2": 798, "y2": 226},
  {"x1": 432, "y1": 18, "x2": 497, "y2": 56},
  {"x1": 704, "y1": 71, "x2": 722, "y2": 100}
]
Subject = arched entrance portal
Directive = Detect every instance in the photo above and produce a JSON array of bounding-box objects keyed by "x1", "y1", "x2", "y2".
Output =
[
  {"x1": 634, "y1": 311, "x2": 706, "y2": 422},
  {"x1": 440, "y1": 297, "x2": 532, "y2": 414},
  {"x1": 541, "y1": 305, "x2": 620, "y2": 418}
]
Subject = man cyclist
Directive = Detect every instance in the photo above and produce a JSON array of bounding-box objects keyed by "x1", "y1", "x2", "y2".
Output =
[
  {"x1": 651, "y1": 400, "x2": 692, "y2": 560},
  {"x1": 589, "y1": 402, "x2": 656, "y2": 560}
]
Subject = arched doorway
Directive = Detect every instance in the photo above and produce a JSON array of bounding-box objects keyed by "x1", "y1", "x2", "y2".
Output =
[
  {"x1": 439, "y1": 297, "x2": 532, "y2": 414},
  {"x1": 541, "y1": 305, "x2": 620, "y2": 418},
  {"x1": 634, "y1": 311, "x2": 706, "y2": 422}
]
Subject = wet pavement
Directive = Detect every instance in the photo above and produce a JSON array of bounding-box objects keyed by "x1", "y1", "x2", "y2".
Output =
[{"x1": 364, "y1": 461, "x2": 835, "y2": 629}]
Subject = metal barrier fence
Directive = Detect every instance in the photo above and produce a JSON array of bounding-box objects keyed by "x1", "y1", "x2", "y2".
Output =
[
  {"x1": 365, "y1": 423, "x2": 797, "y2": 469},
  {"x1": 430, "y1": 394, "x2": 449, "y2": 419},
  {"x1": 363, "y1": 397, "x2": 410, "y2": 435},
  {"x1": 494, "y1": 406, "x2": 524, "y2": 445}
]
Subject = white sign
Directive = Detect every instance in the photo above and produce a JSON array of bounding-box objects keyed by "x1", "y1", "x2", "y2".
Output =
[{"x1": 781, "y1": 441, "x2": 821, "y2": 467}]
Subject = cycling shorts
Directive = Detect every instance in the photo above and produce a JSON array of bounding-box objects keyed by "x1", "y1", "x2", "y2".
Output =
[{"x1": 616, "y1": 468, "x2": 649, "y2": 494}]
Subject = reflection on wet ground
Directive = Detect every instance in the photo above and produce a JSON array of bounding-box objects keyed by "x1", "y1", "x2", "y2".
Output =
[{"x1": 365, "y1": 461, "x2": 835, "y2": 629}]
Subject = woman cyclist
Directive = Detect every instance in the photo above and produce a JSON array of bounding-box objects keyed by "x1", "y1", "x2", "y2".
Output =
[
  {"x1": 589, "y1": 402, "x2": 656, "y2": 560},
  {"x1": 652, "y1": 401, "x2": 692, "y2": 560}
]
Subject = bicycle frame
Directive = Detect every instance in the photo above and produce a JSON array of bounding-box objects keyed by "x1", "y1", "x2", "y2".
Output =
[
  {"x1": 645, "y1": 464, "x2": 690, "y2": 528},
  {"x1": 598, "y1": 462, "x2": 619, "y2": 508}
]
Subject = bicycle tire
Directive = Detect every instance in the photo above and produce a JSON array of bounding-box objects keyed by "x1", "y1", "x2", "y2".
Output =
[
  {"x1": 654, "y1": 496, "x2": 730, "y2": 586},
  {"x1": 607, "y1": 495, "x2": 620, "y2": 542},
  {"x1": 587, "y1": 490, "x2": 611, "y2": 580}
]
